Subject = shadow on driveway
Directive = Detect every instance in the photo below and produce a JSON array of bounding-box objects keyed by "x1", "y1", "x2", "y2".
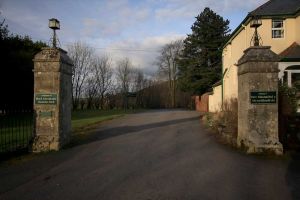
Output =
[
  {"x1": 68, "y1": 116, "x2": 200, "y2": 147},
  {"x1": 286, "y1": 153, "x2": 300, "y2": 199}
]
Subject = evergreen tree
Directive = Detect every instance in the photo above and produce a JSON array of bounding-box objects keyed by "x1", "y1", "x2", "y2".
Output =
[
  {"x1": 0, "y1": 19, "x2": 46, "y2": 109},
  {"x1": 178, "y1": 7, "x2": 230, "y2": 94}
]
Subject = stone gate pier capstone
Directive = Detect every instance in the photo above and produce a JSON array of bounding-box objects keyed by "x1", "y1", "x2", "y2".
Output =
[
  {"x1": 32, "y1": 47, "x2": 73, "y2": 152},
  {"x1": 237, "y1": 46, "x2": 283, "y2": 155}
]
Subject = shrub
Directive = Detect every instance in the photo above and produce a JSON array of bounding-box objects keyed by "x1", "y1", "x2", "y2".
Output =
[
  {"x1": 278, "y1": 84, "x2": 300, "y2": 149},
  {"x1": 220, "y1": 98, "x2": 238, "y2": 139},
  {"x1": 202, "y1": 112, "x2": 214, "y2": 128},
  {"x1": 279, "y1": 84, "x2": 298, "y2": 116},
  {"x1": 202, "y1": 98, "x2": 238, "y2": 144}
]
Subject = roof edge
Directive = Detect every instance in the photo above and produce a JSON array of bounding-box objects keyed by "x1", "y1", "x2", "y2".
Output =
[
  {"x1": 280, "y1": 58, "x2": 300, "y2": 62},
  {"x1": 212, "y1": 80, "x2": 222, "y2": 87},
  {"x1": 223, "y1": 8, "x2": 300, "y2": 50},
  {"x1": 223, "y1": 14, "x2": 250, "y2": 50}
]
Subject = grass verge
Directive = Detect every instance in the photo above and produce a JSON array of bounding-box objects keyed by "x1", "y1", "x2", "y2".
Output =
[
  {"x1": 68, "y1": 109, "x2": 144, "y2": 147},
  {"x1": 72, "y1": 109, "x2": 144, "y2": 133},
  {"x1": 73, "y1": 110, "x2": 121, "y2": 131},
  {"x1": 1, "y1": 109, "x2": 144, "y2": 163}
]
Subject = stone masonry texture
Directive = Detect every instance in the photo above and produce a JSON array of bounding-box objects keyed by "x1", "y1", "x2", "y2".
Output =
[
  {"x1": 237, "y1": 46, "x2": 283, "y2": 155},
  {"x1": 32, "y1": 47, "x2": 73, "y2": 152}
]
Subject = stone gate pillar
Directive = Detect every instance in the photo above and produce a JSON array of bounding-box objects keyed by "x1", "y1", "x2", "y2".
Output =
[
  {"x1": 32, "y1": 47, "x2": 73, "y2": 152},
  {"x1": 237, "y1": 46, "x2": 283, "y2": 155}
]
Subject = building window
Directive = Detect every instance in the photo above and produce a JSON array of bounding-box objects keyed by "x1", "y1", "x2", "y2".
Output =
[{"x1": 272, "y1": 20, "x2": 284, "y2": 38}]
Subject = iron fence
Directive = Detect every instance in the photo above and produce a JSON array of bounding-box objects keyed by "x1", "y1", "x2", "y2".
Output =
[{"x1": 0, "y1": 107, "x2": 34, "y2": 154}]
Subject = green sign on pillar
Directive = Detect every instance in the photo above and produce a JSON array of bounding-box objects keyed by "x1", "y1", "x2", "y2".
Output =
[
  {"x1": 35, "y1": 93, "x2": 57, "y2": 105},
  {"x1": 250, "y1": 91, "x2": 276, "y2": 104}
]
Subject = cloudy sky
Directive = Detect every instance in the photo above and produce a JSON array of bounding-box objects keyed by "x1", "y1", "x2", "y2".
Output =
[{"x1": 0, "y1": 0, "x2": 267, "y2": 75}]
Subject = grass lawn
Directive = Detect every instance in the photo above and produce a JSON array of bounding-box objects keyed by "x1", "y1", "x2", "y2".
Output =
[
  {"x1": 71, "y1": 109, "x2": 141, "y2": 133},
  {"x1": 69, "y1": 109, "x2": 144, "y2": 147},
  {"x1": 0, "y1": 109, "x2": 142, "y2": 153}
]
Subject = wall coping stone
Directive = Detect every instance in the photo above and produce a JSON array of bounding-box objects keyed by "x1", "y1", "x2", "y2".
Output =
[
  {"x1": 33, "y1": 47, "x2": 73, "y2": 66},
  {"x1": 237, "y1": 46, "x2": 279, "y2": 66}
]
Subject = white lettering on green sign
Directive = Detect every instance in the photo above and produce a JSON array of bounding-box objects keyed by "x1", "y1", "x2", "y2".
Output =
[
  {"x1": 250, "y1": 91, "x2": 276, "y2": 104},
  {"x1": 35, "y1": 94, "x2": 57, "y2": 105}
]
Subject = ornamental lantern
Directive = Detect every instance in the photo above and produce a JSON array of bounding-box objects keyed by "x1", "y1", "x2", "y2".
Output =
[
  {"x1": 250, "y1": 16, "x2": 262, "y2": 46},
  {"x1": 48, "y1": 18, "x2": 60, "y2": 48}
]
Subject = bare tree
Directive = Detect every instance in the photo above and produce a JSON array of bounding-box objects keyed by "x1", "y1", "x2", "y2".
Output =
[
  {"x1": 131, "y1": 68, "x2": 145, "y2": 108},
  {"x1": 157, "y1": 40, "x2": 183, "y2": 108},
  {"x1": 116, "y1": 57, "x2": 133, "y2": 109},
  {"x1": 132, "y1": 68, "x2": 144, "y2": 92},
  {"x1": 85, "y1": 74, "x2": 98, "y2": 109},
  {"x1": 106, "y1": 83, "x2": 119, "y2": 109},
  {"x1": 68, "y1": 42, "x2": 94, "y2": 109},
  {"x1": 93, "y1": 55, "x2": 113, "y2": 109}
]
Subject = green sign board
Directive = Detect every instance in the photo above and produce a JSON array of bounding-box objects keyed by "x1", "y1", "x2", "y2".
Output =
[
  {"x1": 250, "y1": 91, "x2": 276, "y2": 104},
  {"x1": 39, "y1": 111, "x2": 53, "y2": 118},
  {"x1": 35, "y1": 93, "x2": 57, "y2": 105},
  {"x1": 127, "y1": 92, "x2": 137, "y2": 98}
]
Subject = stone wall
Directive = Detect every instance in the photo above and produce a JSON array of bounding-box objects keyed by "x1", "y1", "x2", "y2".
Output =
[
  {"x1": 209, "y1": 84, "x2": 222, "y2": 112},
  {"x1": 194, "y1": 93, "x2": 209, "y2": 112},
  {"x1": 237, "y1": 46, "x2": 283, "y2": 155}
]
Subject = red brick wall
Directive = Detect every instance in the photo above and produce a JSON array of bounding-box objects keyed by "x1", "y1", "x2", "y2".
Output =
[{"x1": 194, "y1": 93, "x2": 209, "y2": 112}]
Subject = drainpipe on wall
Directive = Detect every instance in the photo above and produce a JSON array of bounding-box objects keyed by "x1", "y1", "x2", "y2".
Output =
[
  {"x1": 242, "y1": 24, "x2": 247, "y2": 48},
  {"x1": 222, "y1": 68, "x2": 228, "y2": 110}
]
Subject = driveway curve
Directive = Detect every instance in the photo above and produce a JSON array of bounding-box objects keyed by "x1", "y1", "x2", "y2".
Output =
[{"x1": 0, "y1": 110, "x2": 300, "y2": 200}]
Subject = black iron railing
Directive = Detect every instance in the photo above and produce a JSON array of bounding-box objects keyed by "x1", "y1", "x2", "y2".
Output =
[{"x1": 0, "y1": 108, "x2": 34, "y2": 154}]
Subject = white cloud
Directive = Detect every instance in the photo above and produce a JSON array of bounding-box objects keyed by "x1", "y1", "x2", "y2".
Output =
[
  {"x1": 154, "y1": 0, "x2": 268, "y2": 21},
  {"x1": 81, "y1": 1, "x2": 150, "y2": 38},
  {"x1": 94, "y1": 33, "x2": 185, "y2": 76},
  {"x1": 1, "y1": 0, "x2": 268, "y2": 77},
  {"x1": 1, "y1": 2, "x2": 48, "y2": 39}
]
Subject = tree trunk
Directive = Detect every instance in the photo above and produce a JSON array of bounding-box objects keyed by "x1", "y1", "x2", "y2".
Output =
[{"x1": 100, "y1": 93, "x2": 104, "y2": 110}]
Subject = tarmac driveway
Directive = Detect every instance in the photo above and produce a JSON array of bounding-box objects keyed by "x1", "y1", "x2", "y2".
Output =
[{"x1": 0, "y1": 110, "x2": 300, "y2": 200}]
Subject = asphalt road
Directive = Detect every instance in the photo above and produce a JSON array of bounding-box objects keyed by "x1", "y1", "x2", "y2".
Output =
[{"x1": 0, "y1": 110, "x2": 300, "y2": 200}]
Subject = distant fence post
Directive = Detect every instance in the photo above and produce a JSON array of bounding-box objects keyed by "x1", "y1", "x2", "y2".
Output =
[
  {"x1": 32, "y1": 47, "x2": 73, "y2": 152},
  {"x1": 237, "y1": 46, "x2": 283, "y2": 155}
]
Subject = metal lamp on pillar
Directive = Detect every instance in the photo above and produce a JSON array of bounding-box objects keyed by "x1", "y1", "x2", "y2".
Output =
[
  {"x1": 250, "y1": 16, "x2": 262, "y2": 46},
  {"x1": 49, "y1": 18, "x2": 60, "y2": 48}
]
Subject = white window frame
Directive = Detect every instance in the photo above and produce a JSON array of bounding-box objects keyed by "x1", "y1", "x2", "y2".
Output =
[{"x1": 272, "y1": 19, "x2": 284, "y2": 39}]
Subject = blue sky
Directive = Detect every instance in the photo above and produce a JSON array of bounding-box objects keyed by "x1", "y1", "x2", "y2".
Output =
[{"x1": 0, "y1": 0, "x2": 267, "y2": 75}]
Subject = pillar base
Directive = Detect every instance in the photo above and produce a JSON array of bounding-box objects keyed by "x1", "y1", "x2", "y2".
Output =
[
  {"x1": 247, "y1": 144, "x2": 283, "y2": 155},
  {"x1": 31, "y1": 135, "x2": 60, "y2": 152},
  {"x1": 238, "y1": 138, "x2": 283, "y2": 155}
]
